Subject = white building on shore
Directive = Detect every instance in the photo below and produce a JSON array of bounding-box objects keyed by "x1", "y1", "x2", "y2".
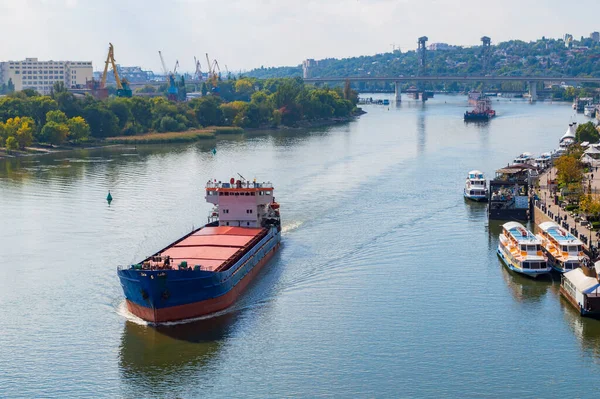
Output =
[{"x1": 0, "y1": 58, "x2": 93, "y2": 95}]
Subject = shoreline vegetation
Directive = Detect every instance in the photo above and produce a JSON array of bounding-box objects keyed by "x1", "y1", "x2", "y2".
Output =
[
  {"x1": 0, "y1": 77, "x2": 362, "y2": 159},
  {"x1": 0, "y1": 113, "x2": 362, "y2": 158}
]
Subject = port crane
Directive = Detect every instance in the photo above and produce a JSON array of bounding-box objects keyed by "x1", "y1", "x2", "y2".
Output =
[
  {"x1": 159, "y1": 50, "x2": 178, "y2": 101},
  {"x1": 99, "y1": 43, "x2": 132, "y2": 97},
  {"x1": 193, "y1": 56, "x2": 203, "y2": 81},
  {"x1": 205, "y1": 53, "x2": 221, "y2": 93}
]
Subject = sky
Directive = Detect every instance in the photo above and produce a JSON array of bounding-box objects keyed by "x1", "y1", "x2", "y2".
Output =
[{"x1": 1, "y1": 0, "x2": 599, "y2": 73}]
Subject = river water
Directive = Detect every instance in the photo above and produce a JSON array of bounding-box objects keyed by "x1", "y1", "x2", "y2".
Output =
[{"x1": 1, "y1": 94, "x2": 599, "y2": 398}]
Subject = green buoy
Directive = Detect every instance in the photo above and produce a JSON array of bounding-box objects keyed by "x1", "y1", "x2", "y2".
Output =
[
  {"x1": 107, "y1": 191, "x2": 113, "y2": 205},
  {"x1": 212, "y1": 148, "x2": 217, "y2": 155}
]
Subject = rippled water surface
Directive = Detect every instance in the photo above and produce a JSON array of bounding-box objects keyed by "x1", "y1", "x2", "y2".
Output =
[{"x1": 2, "y1": 95, "x2": 599, "y2": 398}]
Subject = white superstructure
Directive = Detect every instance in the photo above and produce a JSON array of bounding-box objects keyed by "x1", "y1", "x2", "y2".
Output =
[
  {"x1": 205, "y1": 179, "x2": 280, "y2": 229},
  {"x1": 464, "y1": 170, "x2": 488, "y2": 201}
]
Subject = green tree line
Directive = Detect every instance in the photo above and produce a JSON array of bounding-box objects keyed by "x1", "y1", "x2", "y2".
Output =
[{"x1": 0, "y1": 78, "x2": 359, "y2": 150}]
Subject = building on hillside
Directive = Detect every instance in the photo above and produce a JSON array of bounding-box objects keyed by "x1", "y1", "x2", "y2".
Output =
[
  {"x1": 302, "y1": 59, "x2": 318, "y2": 79},
  {"x1": 0, "y1": 58, "x2": 93, "y2": 94},
  {"x1": 427, "y1": 43, "x2": 457, "y2": 51},
  {"x1": 591, "y1": 32, "x2": 600, "y2": 43},
  {"x1": 564, "y1": 34, "x2": 574, "y2": 48}
]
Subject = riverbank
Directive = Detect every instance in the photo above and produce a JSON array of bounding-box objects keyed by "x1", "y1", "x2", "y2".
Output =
[{"x1": 0, "y1": 113, "x2": 364, "y2": 159}]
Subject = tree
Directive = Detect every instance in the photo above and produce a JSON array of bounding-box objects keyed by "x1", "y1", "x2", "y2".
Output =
[
  {"x1": 235, "y1": 79, "x2": 254, "y2": 100},
  {"x1": 108, "y1": 99, "x2": 132, "y2": 130},
  {"x1": 29, "y1": 96, "x2": 58, "y2": 132},
  {"x1": 15, "y1": 120, "x2": 34, "y2": 148},
  {"x1": 576, "y1": 122, "x2": 600, "y2": 143},
  {"x1": 129, "y1": 97, "x2": 153, "y2": 131},
  {"x1": 40, "y1": 121, "x2": 69, "y2": 145},
  {"x1": 555, "y1": 155, "x2": 583, "y2": 187},
  {"x1": 6, "y1": 78, "x2": 14, "y2": 93},
  {"x1": 46, "y1": 109, "x2": 68, "y2": 124},
  {"x1": 55, "y1": 92, "x2": 83, "y2": 118},
  {"x1": 1, "y1": 117, "x2": 35, "y2": 149},
  {"x1": 51, "y1": 81, "x2": 67, "y2": 97},
  {"x1": 190, "y1": 96, "x2": 223, "y2": 126},
  {"x1": 67, "y1": 116, "x2": 90, "y2": 142},
  {"x1": 83, "y1": 105, "x2": 119, "y2": 138},
  {"x1": 5, "y1": 136, "x2": 18, "y2": 152},
  {"x1": 201, "y1": 82, "x2": 208, "y2": 97}
]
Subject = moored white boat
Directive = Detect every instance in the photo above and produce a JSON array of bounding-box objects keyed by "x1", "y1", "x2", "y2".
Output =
[
  {"x1": 561, "y1": 260, "x2": 600, "y2": 317},
  {"x1": 512, "y1": 152, "x2": 534, "y2": 166},
  {"x1": 497, "y1": 222, "x2": 551, "y2": 277},
  {"x1": 534, "y1": 152, "x2": 552, "y2": 170},
  {"x1": 464, "y1": 170, "x2": 488, "y2": 202},
  {"x1": 584, "y1": 105, "x2": 596, "y2": 118},
  {"x1": 536, "y1": 221, "x2": 585, "y2": 273}
]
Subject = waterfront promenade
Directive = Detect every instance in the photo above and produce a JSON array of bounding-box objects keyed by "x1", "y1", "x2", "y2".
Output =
[{"x1": 535, "y1": 167, "x2": 600, "y2": 252}]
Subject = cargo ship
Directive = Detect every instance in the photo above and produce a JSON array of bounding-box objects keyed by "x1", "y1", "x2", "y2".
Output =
[
  {"x1": 464, "y1": 97, "x2": 496, "y2": 121},
  {"x1": 117, "y1": 178, "x2": 281, "y2": 323}
]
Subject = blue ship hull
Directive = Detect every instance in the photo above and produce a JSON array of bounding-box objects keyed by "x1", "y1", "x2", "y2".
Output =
[{"x1": 118, "y1": 226, "x2": 281, "y2": 323}]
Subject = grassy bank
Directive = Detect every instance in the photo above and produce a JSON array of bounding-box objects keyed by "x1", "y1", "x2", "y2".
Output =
[
  {"x1": 210, "y1": 126, "x2": 245, "y2": 135},
  {"x1": 106, "y1": 129, "x2": 216, "y2": 144}
]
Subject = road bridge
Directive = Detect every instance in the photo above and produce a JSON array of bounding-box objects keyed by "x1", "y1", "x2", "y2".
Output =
[{"x1": 304, "y1": 75, "x2": 600, "y2": 102}]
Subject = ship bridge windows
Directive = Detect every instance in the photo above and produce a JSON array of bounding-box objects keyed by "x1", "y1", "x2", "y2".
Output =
[{"x1": 246, "y1": 209, "x2": 253, "y2": 214}]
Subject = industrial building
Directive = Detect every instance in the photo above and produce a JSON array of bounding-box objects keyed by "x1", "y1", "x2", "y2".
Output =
[{"x1": 0, "y1": 58, "x2": 93, "y2": 95}]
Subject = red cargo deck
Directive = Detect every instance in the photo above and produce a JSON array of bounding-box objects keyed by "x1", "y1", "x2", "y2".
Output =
[{"x1": 161, "y1": 226, "x2": 266, "y2": 272}]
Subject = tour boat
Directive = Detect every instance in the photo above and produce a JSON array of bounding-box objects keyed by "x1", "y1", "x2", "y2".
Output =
[
  {"x1": 497, "y1": 222, "x2": 551, "y2": 277},
  {"x1": 584, "y1": 105, "x2": 596, "y2": 118},
  {"x1": 512, "y1": 152, "x2": 534, "y2": 165},
  {"x1": 536, "y1": 221, "x2": 585, "y2": 273},
  {"x1": 560, "y1": 260, "x2": 600, "y2": 317},
  {"x1": 534, "y1": 152, "x2": 552, "y2": 170},
  {"x1": 464, "y1": 170, "x2": 488, "y2": 202},
  {"x1": 117, "y1": 178, "x2": 281, "y2": 323}
]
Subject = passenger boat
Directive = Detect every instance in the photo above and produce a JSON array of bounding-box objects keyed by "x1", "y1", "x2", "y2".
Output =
[
  {"x1": 560, "y1": 259, "x2": 600, "y2": 317},
  {"x1": 584, "y1": 105, "x2": 596, "y2": 118},
  {"x1": 117, "y1": 178, "x2": 282, "y2": 323},
  {"x1": 464, "y1": 170, "x2": 488, "y2": 202},
  {"x1": 534, "y1": 152, "x2": 552, "y2": 170},
  {"x1": 497, "y1": 222, "x2": 551, "y2": 277},
  {"x1": 536, "y1": 221, "x2": 585, "y2": 273},
  {"x1": 512, "y1": 152, "x2": 534, "y2": 165}
]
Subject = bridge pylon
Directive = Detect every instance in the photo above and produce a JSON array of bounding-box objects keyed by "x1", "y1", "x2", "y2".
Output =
[
  {"x1": 528, "y1": 81, "x2": 538, "y2": 102},
  {"x1": 395, "y1": 81, "x2": 401, "y2": 103}
]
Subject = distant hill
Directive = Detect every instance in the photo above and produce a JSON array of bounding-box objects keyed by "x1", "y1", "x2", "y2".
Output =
[{"x1": 246, "y1": 37, "x2": 600, "y2": 80}]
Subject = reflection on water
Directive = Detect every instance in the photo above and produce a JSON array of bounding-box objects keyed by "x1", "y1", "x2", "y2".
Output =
[
  {"x1": 119, "y1": 313, "x2": 236, "y2": 393},
  {"x1": 417, "y1": 106, "x2": 426, "y2": 155},
  {"x1": 559, "y1": 296, "x2": 600, "y2": 360},
  {"x1": 499, "y1": 264, "x2": 552, "y2": 303}
]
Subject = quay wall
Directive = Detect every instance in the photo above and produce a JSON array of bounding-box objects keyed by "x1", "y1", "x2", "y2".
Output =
[{"x1": 533, "y1": 206, "x2": 552, "y2": 227}]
